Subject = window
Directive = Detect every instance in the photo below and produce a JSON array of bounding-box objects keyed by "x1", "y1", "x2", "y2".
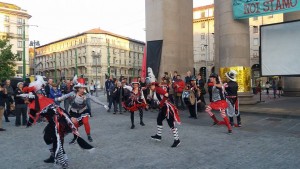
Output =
[
  {"x1": 17, "y1": 41, "x2": 23, "y2": 48},
  {"x1": 17, "y1": 51, "x2": 23, "y2": 61},
  {"x1": 4, "y1": 15, "x2": 9, "y2": 22},
  {"x1": 201, "y1": 34, "x2": 205, "y2": 40},
  {"x1": 17, "y1": 66, "x2": 22, "y2": 74},
  {"x1": 17, "y1": 18, "x2": 23, "y2": 24},
  {"x1": 17, "y1": 27, "x2": 22, "y2": 35},
  {"x1": 201, "y1": 11, "x2": 205, "y2": 18},
  {"x1": 253, "y1": 26, "x2": 258, "y2": 33},
  {"x1": 253, "y1": 17, "x2": 258, "y2": 21},
  {"x1": 5, "y1": 26, "x2": 9, "y2": 33},
  {"x1": 201, "y1": 22, "x2": 205, "y2": 28},
  {"x1": 253, "y1": 38, "x2": 259, "y2": 46}
]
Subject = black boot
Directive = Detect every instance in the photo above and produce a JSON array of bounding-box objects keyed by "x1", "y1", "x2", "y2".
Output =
[
  {"x1": 151, "y1": 134, "x2": 161, "y2": 141},
  {"x1": 171, "y1": 139, "x2": 181, "y2": 148},
  {"x1": 69, "y1": 134, "x2": 77, "y2": 144},
  {"x1": 44, "y1": 155, "x2": 54, "y2": 163},
  {"x1": 139, "y1": 109, "x2": 145, "y2": 126},
  {"x1": 130, "y1": 112, "x2": 135, "y2": 129},
  {"x1": 87, "y1": 134, "x2": 93, "y2": 142}
]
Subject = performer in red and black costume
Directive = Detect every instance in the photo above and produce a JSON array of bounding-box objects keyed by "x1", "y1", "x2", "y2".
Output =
[
  {"x1": 56, "y1": 76, "x2": 109, "y2": 143},
  {"x1": 122, "y1": 80, "x2": 147, "y2": 129},
  {"x1": 21, "y1": 76, "x2": 93, "y2": 169},
  {"x1": 205, "y1": 73, "x2": 232, "y2": 134},
  {"x1": 150, "y1": 82, "x2": 181, "y2": 147},
  {"x1": 224, "y1": 70, "x2": 241, "y2": 127},
  {"x1": 186, "y1": 76, "x2": 201, "y2": 119}
]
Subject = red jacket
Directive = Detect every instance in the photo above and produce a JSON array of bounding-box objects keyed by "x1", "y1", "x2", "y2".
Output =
[{"x1": 173, "y1": 80, "x2": 185, "y2": 93}]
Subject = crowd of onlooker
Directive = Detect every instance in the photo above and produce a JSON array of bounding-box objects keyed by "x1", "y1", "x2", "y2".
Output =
[{"x1": 104, "y1": 70, "x2": 207, "y2": 114}]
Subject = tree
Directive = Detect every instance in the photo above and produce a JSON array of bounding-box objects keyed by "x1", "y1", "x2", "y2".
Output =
[{"x1": 0, "y1": 39, "x2": 17, "y2": 81}]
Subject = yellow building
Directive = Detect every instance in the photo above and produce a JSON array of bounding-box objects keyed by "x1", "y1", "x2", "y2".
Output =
[
  {"x1": 0, "y1": 2, "x2": 31, "y2": 76},
  {"x1": 193, "y1": 4, "x2": 283, "y2": 85},
  {"x1": 35, "y1": 28, "x2": 145, "y2": 88}
]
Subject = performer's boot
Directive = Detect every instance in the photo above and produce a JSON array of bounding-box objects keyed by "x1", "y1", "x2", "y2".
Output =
[
  {"x1": 171, "y1": 127, "x2": 180, "y2": 148},
  {"x1": 237, "y1": 115, "x2": 242, "y2": 127},
  {"x1": 130, "y1": 112, "x2": 135, "y2": 129},
  {"x1": 210, "y1": 115, "x2": 219, "y2": 126},
  {"x1": 69, "y1": 134, "x2": 77, "y2": 144},
  {"x1": 87, "y1": 134, "x2": 93, "y2": 142},
  {"x1": 229, "y1": 117, "x2": 234, "y2": 127},
  {"x1": 44, "y1": 146, "x2": 55, "y2": 163},
  {"x1": 139, "y1": 109, "x2": 145, "y2": 126},
  {"x1": 223, "y1": 117, "x2": 232, "y2": 134},
  {"x1": 151, "y1": 125, "x2": 162, "y2": 141}
]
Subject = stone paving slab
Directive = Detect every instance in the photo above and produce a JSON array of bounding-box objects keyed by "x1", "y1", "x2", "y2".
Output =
[{"x1": 1, "y1": 94, "x2": 300, "y2": 169}]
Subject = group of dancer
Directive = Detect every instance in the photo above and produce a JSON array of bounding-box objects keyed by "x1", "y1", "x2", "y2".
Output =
[{"x1": 19, "y1": 68, "x2": 240, "y2": 168}]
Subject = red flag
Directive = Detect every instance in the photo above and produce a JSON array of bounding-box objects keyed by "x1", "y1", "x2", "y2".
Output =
[{"x1": 141, "y1": 45, "x2": 147, "y2": 78}]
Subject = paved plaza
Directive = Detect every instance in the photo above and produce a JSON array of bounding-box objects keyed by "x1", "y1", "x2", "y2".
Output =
[{"x1": 1, "y1": 94, "x2": 300, "y2": 169}]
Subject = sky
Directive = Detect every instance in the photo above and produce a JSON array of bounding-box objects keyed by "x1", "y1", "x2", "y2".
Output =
[{"x1": 4, "y1": 0, "x2": 213, "y2": 45}]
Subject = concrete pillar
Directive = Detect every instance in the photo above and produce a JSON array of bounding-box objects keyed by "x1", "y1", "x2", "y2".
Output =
[
  {"x1": 215, "y1": 0, "x2": 255, "y2": 104},
  {"x1": 283, "y1": 11, "x2": 300, "y2": 97},
  {"x1": 145, "y1": 0, "x2": 193, "y2": 79}
]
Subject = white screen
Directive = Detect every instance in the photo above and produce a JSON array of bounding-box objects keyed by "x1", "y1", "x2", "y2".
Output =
[{"x1": 261, "y1": 20, "x2": 300, "y2": 76}]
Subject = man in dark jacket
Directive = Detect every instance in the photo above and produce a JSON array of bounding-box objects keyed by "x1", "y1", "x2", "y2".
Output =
[
  {"x1": 44, "y1": 79, "x2": 54, "y2": 98},
  {"x1": 4, "y1": 79, "x2": 14, "y2": 122}
]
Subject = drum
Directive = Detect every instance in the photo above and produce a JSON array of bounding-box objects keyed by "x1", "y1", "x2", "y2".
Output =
[{"x1": 182, "y1": 90, "x2": 196, "y2": 105}]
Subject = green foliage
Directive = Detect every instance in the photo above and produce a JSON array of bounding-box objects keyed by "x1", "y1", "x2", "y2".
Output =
[{"x1": 0, "y1": 39, "x2": 17, "y2": 81}]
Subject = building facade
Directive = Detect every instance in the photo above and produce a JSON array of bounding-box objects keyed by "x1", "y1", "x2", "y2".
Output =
[
  {"x1": 35, "y1": 28, "x2": 145, "y2": 88},
  {"x1": 193, "y1": 4, "x2": 283, "y2": 85},
  {"x1": 0, "y1": 2, "x2": 31, "y2": 76}
]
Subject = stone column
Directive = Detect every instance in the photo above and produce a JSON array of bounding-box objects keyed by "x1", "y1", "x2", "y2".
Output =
[
  {"x1": 145, "y1": 0, "x2": 193, "y2": 79},
  {"x1": 215, "y1": 0, "x2": 256, "y2": 104},
  {"x1": 283, "y1": 11, "x2": 300, "y2": 97}
]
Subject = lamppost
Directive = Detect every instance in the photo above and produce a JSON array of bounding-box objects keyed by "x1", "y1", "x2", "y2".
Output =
[
  {"x1": 22, "y1": 20, "x2": 38, "y2": 80},
  {"x1": 54, "y1": 52, "x2": 57, "y2": 83},
  {"x1": 107, "y1": 42, "x2": 111, "y2": 77},
  {"x1": 75, "y1": 41, "x2": 78, "y2": 76},
  {"x1": 92, "y1": 51, "x2": 101, "y2": 97},
  {"x1": 203, "y1": 44, "x2": 208, "y2": 82},
  {"x1": 29, "y1": 40, "x2": 40, "y2": 75},
  {"x1": 132, "y1": 56, "x2": 135, "y2": 78}
]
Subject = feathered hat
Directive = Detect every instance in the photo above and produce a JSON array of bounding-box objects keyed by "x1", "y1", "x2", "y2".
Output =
[
  {"x1": 225, "y1": 70, "x2": 237, "y2": 82},
  {"x1": 73, "y1": 75, "x2": 87, "y2": 89},
  {"x1": 23, "y1": 75, "x2": 46, "y2": 93}
]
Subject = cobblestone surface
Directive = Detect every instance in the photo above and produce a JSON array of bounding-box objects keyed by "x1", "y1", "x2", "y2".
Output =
[{"x1": 1, "y1": 94, "x2": 300, "y2": 169}]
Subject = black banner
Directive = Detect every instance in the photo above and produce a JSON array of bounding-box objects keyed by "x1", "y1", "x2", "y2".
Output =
[{"x1": 146, "y1": 40, "x2": 163, "y2": 78}]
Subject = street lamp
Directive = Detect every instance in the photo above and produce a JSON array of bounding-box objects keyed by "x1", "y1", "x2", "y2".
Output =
[
  {"x1": 92, "y1": 51, "x2": 101, "y2": 97},
  {"x1": 22, "y1": 20, "x2": 38, "y2": 81},
  {"x1": 54, "y1": 52, "x2": 57, "y2": 83},
  {"x1": 29, "y1": 40, "x2": 40, "y2": 75},
  {"x1": 203, "y1": 44, "x2": 208, "y2": 82}
]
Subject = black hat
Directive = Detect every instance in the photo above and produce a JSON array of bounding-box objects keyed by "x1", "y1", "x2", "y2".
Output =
[
  {"x1": 190, "y1": 76, "x2": 196, "y2": 81},
  {"x1": 209, "y1": 73, "x2": 218, "y2": 78}
]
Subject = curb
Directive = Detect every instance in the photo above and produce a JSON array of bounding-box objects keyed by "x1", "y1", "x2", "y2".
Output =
[{"x1": 240, "y1": 111, "x2": 300, "y2": 119}]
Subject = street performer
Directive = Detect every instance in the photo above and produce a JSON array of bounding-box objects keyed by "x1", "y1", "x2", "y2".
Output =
[
  {"x1": 205, "y1": 73, "x2": 232, "y2": 134},
  {"x1": 224, "y1": 70, "x2": 241, "y2": 127},
  {"x1": 186, "y1": 76, "x2": 201, "y2": 119},
  {"x1": 56, "y1": 75, "x2": 109, "y2": 143},
  {"x1": 122, "y1": 80, "x2": 147, "y2": 129},
  {"x1": 21, "y1": 75, "x2": 94, "y2": 169},
  {"x1": 150, "y1": 82, "x2": 181, "y2": 148}
]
